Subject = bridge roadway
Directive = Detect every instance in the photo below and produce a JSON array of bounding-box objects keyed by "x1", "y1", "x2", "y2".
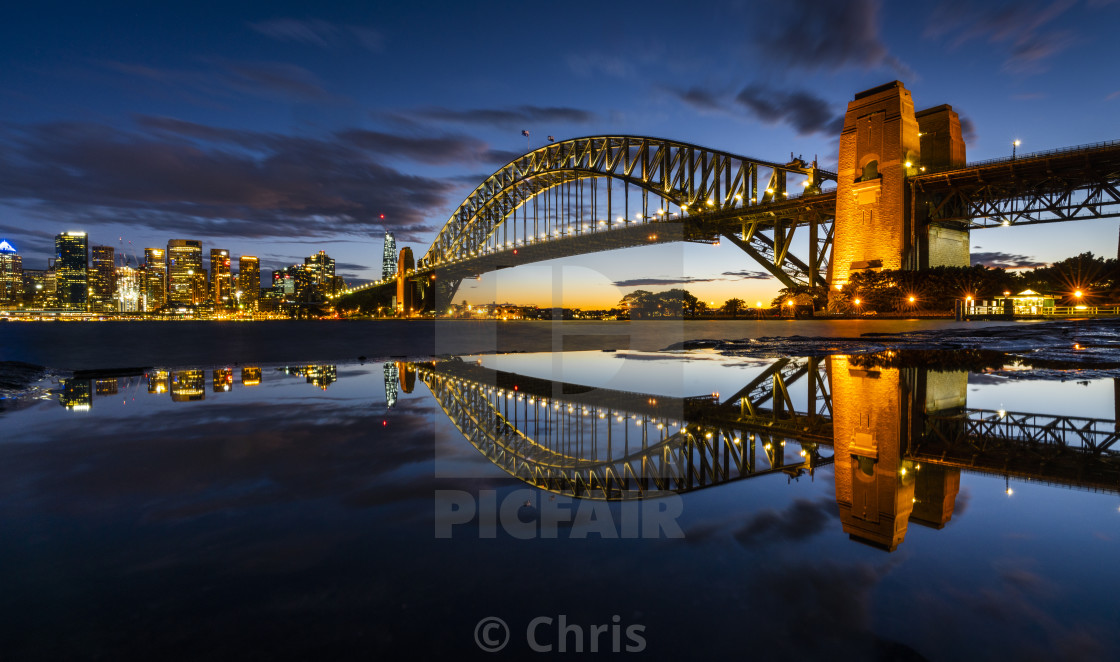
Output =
[
  {"x1": 914, "y1": 139, "x2": 1120, "y2": 227},
  {"x1": 408, "y1": 357, "x2": 1120, "y2": 501}
]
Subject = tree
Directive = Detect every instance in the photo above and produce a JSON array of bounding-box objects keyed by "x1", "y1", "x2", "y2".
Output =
[{"x1": 721, "y1": 298, "x2": 745, "y2": 318}]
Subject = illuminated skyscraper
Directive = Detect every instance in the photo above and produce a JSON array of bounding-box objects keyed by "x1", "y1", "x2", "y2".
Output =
[
  {"x1": 238, "y1": 255, "x2": 260, "y2": 311},
  {"x1": 382, "y1": 232, "x2": 396, "y2": 281},
  {"x1": 305, "y1": 250, "x2": 336, "y2": 296},
  {"x1": 89, "y1": 245, "x2": 116, "y2": 312},
  {"x1": 0, "y1": 239, "x2": 23, "y2": 306},
  {"x1": 166, "y1": 239, "x2": 204, "y2": 306},
  {"x1": 55, "y1": 232, "x2": 88, "y2": 311},
  {"x1": 210, "y1": 248, "x2": 232, "y2": 308},
  {"x1": 143, "y1": 247, "x2": 166, "y2": 311},
  {"x1": 114, "y1": 265, "x2": 140, "y2": 312}
]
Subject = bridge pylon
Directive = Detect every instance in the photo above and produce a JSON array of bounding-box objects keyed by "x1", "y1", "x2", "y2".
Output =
[{"x1": 832, "y1": 82, "x2": 969, "y2": 295}]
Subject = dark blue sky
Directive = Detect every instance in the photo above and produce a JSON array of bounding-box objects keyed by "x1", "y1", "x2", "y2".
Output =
[{"x1": 2, "y1": 0, "x2": 1119, "y2": 305}]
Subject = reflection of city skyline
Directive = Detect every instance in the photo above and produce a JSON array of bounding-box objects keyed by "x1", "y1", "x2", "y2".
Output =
[
  {"x1": 58, "y1": 364, "x2": 339, "y2": 408},
  {"x1": 412, "y1": 355, "x2": 1120, "y2": 553}
]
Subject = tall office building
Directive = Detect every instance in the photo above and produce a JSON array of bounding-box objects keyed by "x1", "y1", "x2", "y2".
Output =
[
  {"x1": 210, "y1": 248, "x2": 232, "y2": 308},
  {"x1": 238, "y1": 255, "x2": 260, "y2": 311},
  {"x1": 55, "y1": 232, "x2": 89, "y2": 311},
  {"x1": 89, "y1": 245, "x2": 116, "y2": 312},
  {"x1": 142, "y1": 247, "x2": 166, "y2": 311},
  {"x1": 114, "y1": 266, "x2": 140, "y2": 312},
  {"x1": 305, "y1": 250, "x2": 336, "y2": 296},
  {"x1": 382, "y1": 232, "x2": 396, "y2": 281},
  {"x1": 0, "y1": 239, "x2": 23, "y2": 306},
  {"x1": 166, "y1": 240, "x2": 204, "y2": 306}
]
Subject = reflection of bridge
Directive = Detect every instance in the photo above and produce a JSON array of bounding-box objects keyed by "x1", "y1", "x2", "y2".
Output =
[
  {"x1": 339, "y1": 81, "x2": 1120, "y2": 314},
  {"x1": 407, "y1": 355, "x2": 1120, "y2": 551}
]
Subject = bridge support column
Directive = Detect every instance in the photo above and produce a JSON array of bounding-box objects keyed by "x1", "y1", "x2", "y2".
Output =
[
  {"x1": 831, "y1": 83, "x2": 970, "y2": 296},
  {"x1": 832, "y1": 82, "x2": 921, "y2": 291}
]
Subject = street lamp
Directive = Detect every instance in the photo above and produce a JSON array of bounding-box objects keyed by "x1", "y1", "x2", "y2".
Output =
[{"x1": 1012, "y1": 140, "x2": 1020, "y2": 159}]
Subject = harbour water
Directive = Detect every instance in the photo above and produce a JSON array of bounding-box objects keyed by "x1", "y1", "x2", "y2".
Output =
[{"x1": 2, "y1": 320, "x2": 1119, "y2": 659}]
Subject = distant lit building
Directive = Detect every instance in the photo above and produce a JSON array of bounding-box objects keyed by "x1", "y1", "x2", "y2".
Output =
[
  {"x1": 89, "y1": 245, "x2": 116, "y2": 312},
  {"x1": 22, "y1": 268, "x2": 49, "y2": 307},
  {"x1": 212, "y1": 368, "x2": 233, "y2": 392},
  {"x1": 210, "y1": 248, "x2": 232, "y2": 308},
  {"x1": 384, "y1": 362, "x2": 399, "y2": 408},
  {"x1": 0, "y1": 239, "x2": 23, "y2": 307},
  {"x1": 55, "y1": 232, "x2": 88, "y2": 311},
  {"x1": 305, "y1": 250, "x2": 337, "y2": 296},
  {"x1": 95, "y1": 378, "x2": 119, "y2": 396},
  {"x1": 59, "y1": 378, "x2": 92, "y2": 410},
  {"x1": 241, "y1": 366, "x2": 261, "y2": 386},
  {"x1": 285, "y1": 365, "x2": 337, "y2": 390},
  {"x1": 147, "y1": 370, "x2": 168, "y2": 395},
  {"x1": 169, "y1": 370, "x2": 205, "y2": 402},
  {"x1": 382, "y1": 232, "x2": 396, "y2": 281},
  {"x1": 114, "y1": 265, "x2": 140, "y2": 312},
  {"x1": 143, "y1": 247, "x2": 166, "y2": 311},
  {"x1": 167, "y1": 240, "x2": 205, "y2": 306},
  {"x1": 238, "y1": 255, "x2": 260, "y2": 311}
]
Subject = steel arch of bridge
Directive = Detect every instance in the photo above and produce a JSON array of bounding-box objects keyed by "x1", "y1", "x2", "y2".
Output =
[{"x1": 420, "y1": 136, "x2": 835, "y2": 284}]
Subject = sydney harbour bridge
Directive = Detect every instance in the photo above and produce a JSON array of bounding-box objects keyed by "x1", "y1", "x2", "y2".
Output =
[
  {"x1": 337, "y1": 81, "x2": 1120, "y2": 314},
  {"x1": 390, "y1": 354, "x2": 1120, "y2": 552}
]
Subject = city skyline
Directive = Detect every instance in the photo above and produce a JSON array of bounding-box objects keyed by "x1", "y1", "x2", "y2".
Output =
[{"x1": 2, "y1": 2, "x2": 1120, "y2": 308}]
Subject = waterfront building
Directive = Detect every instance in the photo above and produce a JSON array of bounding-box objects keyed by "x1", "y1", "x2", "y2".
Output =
[
  {"x1": 59, "y1": 378, "x2": 92, "y2": 410},
  {"x1": 114, "y1": 265, "x2": 141, "y2": 312},
  {"x1": 21, "y1": 268, "x2": 49, "y2": 307},
  {"x1": 89, "y1": 246, "x2": 116, "y2": 312},
  {"x1": 147, "y1": 370, "x2": 168, "y2": 395},
  {"x1": 212, "y1": 369, "x2": 233, "y2": 392},
  {"x1": 169, "y1": 370, "x2": 205, "y2": 402},
  {"x1": 143, "y1": 248, "x2": 166, "y2": 311},
  {"x1": 0, "y1": 239, "x2": 23, "y2": 307},
  {"x1": 210, "y1": 248, "x2": 232, "y2": 308},
  {"x1": 241, "y1": 366, "x2": 261, "y2": 386},
  {"x1": 166, "y1": 240, "x2": 205, "y2": 306},
  {"x1": 95, "y1": 379, "x2": 119, "y2": 396},
  {"x1": 55, "y1": 232, "x2": 88, "y2": 311},
  {"x1": 238, "y1": 256, "x2": 260, "y2": 311},
  {"x1": 382, "y1": 232, "x2": 396, "y2": 281},
  {"x1": 305, "y1": 250, "x2": 336, "y2": 297}
]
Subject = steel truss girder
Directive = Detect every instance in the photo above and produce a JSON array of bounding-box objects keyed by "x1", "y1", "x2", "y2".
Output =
[
  {"x1": 913, "y1": 143, "x2": 1120, "y2": 228},
  {"x1": 422, "y1": 135, "x2": 834, "y2": 267}
]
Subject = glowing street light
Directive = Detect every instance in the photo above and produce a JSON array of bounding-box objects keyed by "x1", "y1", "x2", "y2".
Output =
[{"x1": 1012, "y1": 139, "x2": 1021, "y2": 159}]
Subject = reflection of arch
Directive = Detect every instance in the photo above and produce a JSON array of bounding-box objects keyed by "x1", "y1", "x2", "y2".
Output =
[{"x1": 416, "y1": 360, "x2": 830, "y2": 500}]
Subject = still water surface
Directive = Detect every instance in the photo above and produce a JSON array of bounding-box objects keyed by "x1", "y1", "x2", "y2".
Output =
[{"x1": 2, "y1": 336, "x2": 1118, "y2": 660}]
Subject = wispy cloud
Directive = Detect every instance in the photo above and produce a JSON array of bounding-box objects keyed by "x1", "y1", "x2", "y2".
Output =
[
  {"x1": 393, "y1": 105, "x2": 598, "y2": 128},
  {"x1": 753, "y1": 0, "x2": 912, "y2": 76},
  {"x1": 248, "y1": 18, "x2": 384, "y2": 52},
  {"x1": 971, "y1": 251, "x2": 1047, "y2": 268},
  {"x1": 925, "y1": 0, "x2": 1080, "y2": 74},
  {"x1": 0, "y1": 118, "x2": 508, "y2": 242},
  {"x1": 667, "y1": 84, "x2": 843, "y2": 136},
  {"x1": 103, "y1": 58, "x2": 341, "y2": 104}
]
